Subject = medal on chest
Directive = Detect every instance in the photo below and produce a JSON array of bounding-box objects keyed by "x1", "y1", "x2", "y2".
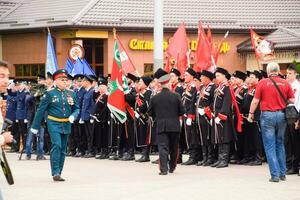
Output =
[
  {"x1": 66, "y1": 93, "x2": 74, "y2": 105},
  {"x1": 52, "y1": 96, "x2": 59, "y2": 103}
]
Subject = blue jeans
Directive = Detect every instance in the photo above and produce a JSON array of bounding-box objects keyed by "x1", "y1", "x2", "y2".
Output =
[
  {"x1": 260, "y1": 111, "x2": 287, "y2": 179},
  {"x1": 25, "y1": 126, "x2": 45, "y2": 156}
]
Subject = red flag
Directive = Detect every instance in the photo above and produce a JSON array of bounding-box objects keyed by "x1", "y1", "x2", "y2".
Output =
[
  {"x1": 250, "y1": 29, "x2": 275, "y2": 61},
  {"x1": 213, "y1": 31, "x2": 229, "y2": 66},
  {"x1": 164, "y1": 55, "x2": 171, "y2": 73},
  {"x1": 166, "y1": 23, "x2": 189, "y2": 76},
  {"x1": 115, "y1": 35, "x2": 137, "y2": 75},
  {"x1": 107, "y1": 42, "x2": 127, "y2": 123},
  {"x1": 207, "y1": 25, "x2": 212, "y2": 47},
  {"x1": 194, "y1": 22, "x2": 212, "y2": 72}
]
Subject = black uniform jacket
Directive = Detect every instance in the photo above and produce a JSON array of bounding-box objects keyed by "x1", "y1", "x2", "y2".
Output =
[{"x1": 148, "y1": 88, "x2": 185, "y2": 134}]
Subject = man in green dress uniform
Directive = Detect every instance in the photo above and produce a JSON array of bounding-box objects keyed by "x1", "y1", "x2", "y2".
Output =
[{"x1": 31, "y1": 69, "x2": 79, "y2": 181}]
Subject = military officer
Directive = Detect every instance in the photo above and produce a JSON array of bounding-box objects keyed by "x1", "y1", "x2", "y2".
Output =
[
  {"x1": 122, "y1": 73, "x2": 138, "y2": 161},
  {"x1": 73, "y1": 74, "x2": 87, "y2": 157},
  {"x1": 67, "y1": 74, "x2": 84, "y2": 156},
  {"x1": 31, "y1": 69, "x2": 79, "y2": 181},
  {"x1": 231, "y1": 70, "x2": 248, "y2": 164},
  {"x1": 211, "y1": 67, "x2": 240, "y2": 168},
  {"x1": 195, "y1": 70, "x2": 216, "y2": 166},
  {"x1": 94, "y1": 76, "x2": 110, "y2": 159},
  {"x1": 6, "y1": 81, "x2": 18, "y2": 152},
  {"x1": 182, "y1": 68, "x2": 200, "y2": 165},
  {"x1": 169, "y1": 68, "x2": 185, "y2": 163},
  {"x1": 241, "y1": 71, "x2": 263, "y2": 166},
  {"x1": 80, "y1": 75, "x2": 96, "y2": 158},
  {"x1": 135, "y1": 76, "x2": 153, "y2": 162},
  {"x1": 16, "y1": 81, "x2": 30, "y2": 152},
  {"x1": 148, "y1": 71, "x2": 185, "y2": 175}
]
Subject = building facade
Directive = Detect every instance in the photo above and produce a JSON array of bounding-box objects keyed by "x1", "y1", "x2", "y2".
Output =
[{"x1": 0, "y1": 0, "x2": 299, "y2": 79}]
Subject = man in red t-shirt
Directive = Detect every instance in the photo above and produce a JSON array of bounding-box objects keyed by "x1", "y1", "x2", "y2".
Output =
[{"x1": 248, "y1": 62, "x2": 294, "y2": 182}]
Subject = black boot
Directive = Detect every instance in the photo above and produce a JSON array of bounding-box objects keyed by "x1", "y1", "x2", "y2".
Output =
[
  {"x1": 196, "y1": 146, "x2": 207, "y2": 166},
  {"x1": 211, "y1": 145, "x2": 222, "y2": 167},
  {"x1": 203, "y1": 145, "x2": 215, "y2": 166},
  {"x1": 84, "y1": 152, "x2": 95, "y2": 158},
  {"x1": 136, "y1": 147, "x2": 150, "y2": 162},
  {"x1": 210, "y1": 160, "x2": 220, "y2": 167},
  {"x1": 247, "y1": 159, "x2": 262, "y2": 166},
  {"x1": 216, "y1": 144, "x2": 229, "y2": 168},
  {"x1": 135, "y1": 155, "x2": 150, "y2": 162},
  {"x1": 181, "y1": 158, "x2": 197, "y2": 165},
  {"x1": 177, "y1": 157, "x2": 182, "y2": 164},
  {"x1": 121, "y1": 152, "x2": 135, "y2": 161}
]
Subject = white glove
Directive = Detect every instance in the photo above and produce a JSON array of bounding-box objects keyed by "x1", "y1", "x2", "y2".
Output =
[
  {"x1": 110, "y1": 113, "x2": 114, "y2": 118},
  {"x1": 90, "y1": 119, "x2": 94, "y2": 124},
  {"x1": 8, "y1": 83, "x2": 15, "y2": 90},
  {"x1": 108, "y1": 121, "x2": 110, "y2": 125},
  {"x1": 197, "y1": 108, "x2": 205, "y2": 116},
  {"x1": 24, "y1": 119, "x2": 28, "y2": 124},
  {"x1": 134, "y1": 111, "x2": 140, "y2": 119},
  {"x1": 68, "y1": 115, "x2": 75, "y2": 123},
  {"x1": 186, "y1": 118, "x2": 192, "y2": 126},
  {"x1": 215, "y1": 117, "x2": 221, "y2": 124},
  {"x1": 210, "y1": 119, "x2": 213, "y2": 126},
  {"x1": 16, "y1": 120, "x2": 19, "y2": 123},
  {"x1": 179, "y1": 119, "x2": 183, "y2": 127},
  {"x1": 30, "y1": 128, "x2": 38, "y2": 135},
  {"x1": 79, "y1": 119, "x2": 84, "y2": 124}
]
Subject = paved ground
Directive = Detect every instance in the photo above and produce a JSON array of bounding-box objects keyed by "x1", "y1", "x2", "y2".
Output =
[{"x1": 1, "y1": 153, "x2": 300, "y2": 200}]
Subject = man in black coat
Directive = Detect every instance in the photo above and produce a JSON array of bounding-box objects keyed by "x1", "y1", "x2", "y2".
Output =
[{"x1": 148, "y1": 72, "x2": 185, "y2": 175}]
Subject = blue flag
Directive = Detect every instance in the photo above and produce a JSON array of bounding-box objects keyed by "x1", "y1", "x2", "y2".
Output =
[
  {"x1": 71, "y1": 58, "x2": 84, "y2": 76},
  {"x1": 45, "y1": 32, "x2": 58, "y2": 75},
  {"x1": 67, "y1": 58, "x2": 96, "y2": 76},
  {"x1": 82, "y1": 59, "x2": 96, "y2": 76},
  {"x1": 65, "y1": 59, "x2": 74, "y2": 74}
]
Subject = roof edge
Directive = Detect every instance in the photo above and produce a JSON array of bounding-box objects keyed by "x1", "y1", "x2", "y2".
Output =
[{"x1": 71, "y1": 0, "x2": 100, "y2": 25}]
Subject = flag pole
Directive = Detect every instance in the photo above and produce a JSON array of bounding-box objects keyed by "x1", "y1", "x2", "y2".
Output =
[
  {"x1": 47, "y1": 27, "x2": 50, "y2": 34},
  {"x1": 113, "y1": 28, "x2": 141, "y2": 78},
  {"x1": 113, "y1": 28, "x2": 117, "y2": 40}
]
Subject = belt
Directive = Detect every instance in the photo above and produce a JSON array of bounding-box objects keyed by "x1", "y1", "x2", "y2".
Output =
[
  {"x1": 48, "y1": 115, "x2": 69, "y2": 122},
  {"x1": 262, "y1": 109, "x2": 285, "y2": 112}
]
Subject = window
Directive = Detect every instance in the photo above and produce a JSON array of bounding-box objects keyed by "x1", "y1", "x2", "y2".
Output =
[
  {"x1": 83, "y1": 39, "x2": 104, "y2": 77},
  {"x1": 15, "y1": 64, "x2": 45, "y2": 79}
]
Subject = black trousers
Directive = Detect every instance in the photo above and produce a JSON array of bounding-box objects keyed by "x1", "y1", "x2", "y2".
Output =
[
  {"x1": 10, "y1": 121, "x2": 19, "y2": 150},
  {"x1": 93, "y1": 121, "x2": 109, "y2": 153},
  {"x1": 243, "y1": 121, "x2": 263, "y2": 160},
  {"x1": 84, "y1": 121, "x2": 94, "y2": 154},
  {"x1": 157, "y1": 132, "x2": 180, "y2": 173},
  {"x1": 285, "y1": 124, "x2": 300, "y2": 171},
  {"x1": 78, "y1": 123, "x2": 87, "y2": 153},
  {"x1": 16, "y1": 120, "x2": 27, "y2": 151},
  {"x1": 124, "y1": 118, "x2": 135, "y2": 155},
  {"x1": 68, "y1": 124, "x2": 77, "y2": 153}
]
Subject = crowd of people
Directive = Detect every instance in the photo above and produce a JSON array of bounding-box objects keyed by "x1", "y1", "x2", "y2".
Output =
[{"x1": 1, "y1": 60, "x2": 300, "y2": 181}]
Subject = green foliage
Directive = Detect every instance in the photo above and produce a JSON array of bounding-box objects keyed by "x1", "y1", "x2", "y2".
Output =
[{"x1": 292, "y1": 60, "x2": 300, "y2": 74}]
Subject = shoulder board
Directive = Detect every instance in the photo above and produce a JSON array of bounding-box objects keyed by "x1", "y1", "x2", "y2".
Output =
[
  {"x1": 47, "y1": 88, "x2": 54, "y2": 92},
  {"x1": 67, "y1": 89, "x2": 74, "y2": 92}
]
